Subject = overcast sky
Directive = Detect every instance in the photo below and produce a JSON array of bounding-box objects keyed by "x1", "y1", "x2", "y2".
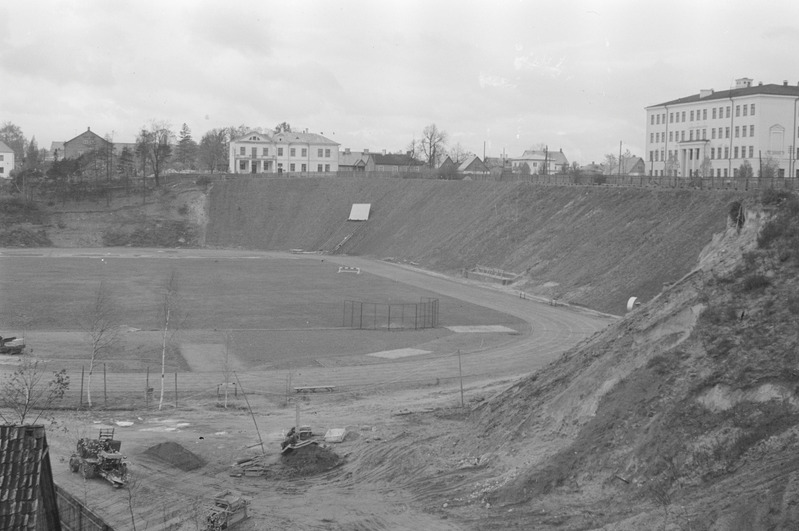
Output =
[{"x1": 3, "y1": 0, "x2": 799, "y2": 165}]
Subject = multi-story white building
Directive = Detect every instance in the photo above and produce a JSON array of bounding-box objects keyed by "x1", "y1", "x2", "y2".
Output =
[
  {"x1": 229, "y1": 130, "x2": 339, "y2": 174},
  {"x1": 645, "y1": 78, "x2": 799, "y2": 179},
  {"x1": 0, "y1": 141, "x2": 15, "y2": 179}
]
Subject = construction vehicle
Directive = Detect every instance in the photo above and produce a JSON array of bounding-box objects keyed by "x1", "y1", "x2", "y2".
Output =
[
  {"x1": 0, "y1": 336, "x2": 25, "y2": 355},
  {"x1": 204, "y1": 490, "x2": 248, "y2": 530},
  {"x1": 280, "y1": 425, "x2": 318, "y2": 454},
  {"x1": 68, "y1": 428, "x2": 128, "y2": 488}
]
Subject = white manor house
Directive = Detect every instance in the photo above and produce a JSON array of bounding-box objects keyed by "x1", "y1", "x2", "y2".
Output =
[
  {"x1": 645, "y1": 77, "x2": 799, "y2": 179},
  {"x1": 229, "y1": 130, "x2": 339, "y2": 174}
]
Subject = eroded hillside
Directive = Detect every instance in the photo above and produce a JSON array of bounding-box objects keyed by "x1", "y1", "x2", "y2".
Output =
[
  {"x1": 206, "y1": 178, "x2": 749, "y2": 314},
  {"x1": 425, "y1": 190, "x2": 799, "y2": 529}
]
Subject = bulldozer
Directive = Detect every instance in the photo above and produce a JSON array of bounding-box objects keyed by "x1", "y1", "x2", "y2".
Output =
[
  {"x1": 0, "y1": 335, "x2": 25, "y2": 355},
  {"x1": 69, "y1": 428, "x2": 128, "y2": 488},
  {"x1": 280, "y1": 425, "x2": 318, "y2": 454}
]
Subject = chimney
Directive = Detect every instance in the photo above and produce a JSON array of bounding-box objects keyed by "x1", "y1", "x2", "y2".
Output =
[
  {"x1": 363, "y1": 149, "x2": 369, "y2": 154},
  {"x1": 784, "y1": 80, "x2": 789, "y2": 86},
  {"x1": 382, "y1": 149, "x2": 387, "y2": 155},
  {"x1": 759, "y1": 81, "x2": 763, "y2": 86},
  {"x1": 344, "y1": 148, "x2": 350, "y2": 154},
  {"x1": 87, "y1": 126, "x2": 91, "y2": 131},
  {"x1": 735, "y1": 78, "x2": 753, "y2": 89}
]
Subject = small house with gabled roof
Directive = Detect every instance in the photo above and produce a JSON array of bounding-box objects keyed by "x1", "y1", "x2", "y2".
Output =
[{"x1": 62, "y1": 127, "x2": 112, "y2": 160}]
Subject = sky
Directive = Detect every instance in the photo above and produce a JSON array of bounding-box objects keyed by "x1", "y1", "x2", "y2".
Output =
[{"x1": 3, "y1": 0, "x2": 799, "y2": 165}]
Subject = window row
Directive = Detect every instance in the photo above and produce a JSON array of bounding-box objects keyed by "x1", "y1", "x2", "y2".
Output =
[
  {"x1": 238, "y1": 146, "x2": 333, "y2": 158},
  {"x1": 648, "y1": 145, "x2": 756, "y2": 161},
  {"x1": 651, "y1": 103, "x2": 756, "y2": 125},
  {"x1": 651, "y1": 125, "x2": 757, "y2": 144}
]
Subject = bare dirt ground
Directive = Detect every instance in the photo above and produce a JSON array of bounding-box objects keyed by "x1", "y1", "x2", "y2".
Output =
[{"x1": 35, "y1": 251, "x2": 613, "y2": 531}]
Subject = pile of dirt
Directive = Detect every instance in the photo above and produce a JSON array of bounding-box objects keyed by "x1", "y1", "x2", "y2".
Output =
[
  {"x1": 279, "y1": 444, "x2": 341, "y2": 477},
  {"x1": 144, "y1": 441, "x2": 205, "y2": 471}
]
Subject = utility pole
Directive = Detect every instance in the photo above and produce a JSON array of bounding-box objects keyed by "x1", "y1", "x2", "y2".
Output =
[{"x1": 618, "y1": 140, "x2": 623, "y2": 177}]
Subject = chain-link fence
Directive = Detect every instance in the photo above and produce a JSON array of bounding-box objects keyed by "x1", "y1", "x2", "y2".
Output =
[{"x1": 342, "y1": 298, "x2": 439, "y2": 330}]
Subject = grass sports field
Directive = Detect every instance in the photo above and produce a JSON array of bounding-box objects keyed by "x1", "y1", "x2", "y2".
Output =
[{"x1": 0, "y1": 249, "x2": 526, "y2": 374}]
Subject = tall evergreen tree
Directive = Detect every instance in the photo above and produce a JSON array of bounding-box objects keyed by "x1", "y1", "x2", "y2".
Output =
[{"x1": 176, "y1": 123, "x2": 198, "y2": 170}]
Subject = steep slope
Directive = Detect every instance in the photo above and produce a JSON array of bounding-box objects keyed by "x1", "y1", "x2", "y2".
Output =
[
  {"x1": 430, "y1": 191, "x2": 799, "y2": 529},
  {"x1": 206, "y1": 177, "x2": 748, "y2": 314}
]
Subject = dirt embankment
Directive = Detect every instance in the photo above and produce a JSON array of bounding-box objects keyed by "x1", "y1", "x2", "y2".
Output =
[{"x1": 206, "y1": 177, "x2": 750, "y2": 314}]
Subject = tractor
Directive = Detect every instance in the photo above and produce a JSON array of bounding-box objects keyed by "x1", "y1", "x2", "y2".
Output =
[
  {"x1": 69, "y1": 428, "x2": 128, "y2": 488},
  {"x1": 204, "y1": 490, "x2": 249, "y2": 530}
]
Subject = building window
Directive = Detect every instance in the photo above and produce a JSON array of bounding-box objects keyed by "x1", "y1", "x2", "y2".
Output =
[
  {"x1": 724, "y1": 147, "x2": 729, "y2": 159},
  {"x1": 290, "y1": 163, "x2": 295, "y2": 171},
  {"x1": 703, "y1": 129, "x2": 707, "y2": 140},
  {"x1": 736, "y1": 105, "x2": 740, "y2": 117},
  {"x1": 690, "y1": 110, "x2": 694, "y2": 121},
  {"x1": 0, "y1": 167, "x2": 3, "y2": 174},
  {"x1": 723, "y1": 168, "x2": 728, "y2": 178},
  {"x1": 689, "y1": 130, "x2": 694, "y2": 141},
  {"x1": 743, "y1": 105, "x2": 748, "y2": 117},
  {"x1": 669, "y1": 113, "x2": 674, "y2": 123},
  {"x1": 681, "y1": 111, "x2": 686, "y2": 122},
  {"x1": 650, "y1": 133, "x2": 654, "y2": 143},
  {"x1": 290, "y1": 148, "x2": 296, "y2": 157},
  {"x1": 239, "y1": 161, "x2": 246, "y2": 170},
  {"x1": 263, "y1": 147, "x2": 268, "y2": 156},
  {"x1": 325, "y1": 164, "x2": 330, "y2": 172},
  {"x1": 649, "y1": 151, "x2": 653, "y2": 161},
  {"x1": 726, "y1": 106, "x2": 730, "y2": 118},
  {"x1": 240, "y1": 147, "x2": 245, "y2": 155},
  {"x1": 651, "y1": 115, "x2": 655, "y2": 125},
  {"x1": 734, "y1": 146, "x2": 739, "y2": 158},
  {"x1": 0, "y1": 155, "x2": 3, "y2": 161},
  {"x1": 301, "y1": 164, "x2": 307, "y2": 171},
  {"x1": 711, "y1": 147, "x2": 715, "y2": 159},
  {"x1": 278, "y1": 147, "x2": 284, "y2": 156},
  {"x1": 669, "y1": 131, "x2": 673, "y2": 141},
  {"x1": 726, "y1": 127, "x2": 730, "y2": 139},
  {"x1": 681, "y1": 131, "x2": 685, "y2": 141},
  {"x1": 712, "y1": 108, "x2": 717, "y2": 120},
  {"x1": 749, "y1": 146, "x2": 754, "y2": 158},
  {"x1": 751, "y1": 104, "x2": 755, "y2": 115},
  {"x1": 317, "y1": 164, "x2": 323, "y2": 172},
  {"x1": 325, "y1": 149, "x2": 331, "y2": 157},
  {"x1": 712, "y1": 128, "x2": 716, "y2": 139},
  {"x1": 318, "y1": 149, "x2": 323, "y2": 157},
  {"x1": 742, "y1": 126, "x2": 747, "y2": 137},
  {"x1": 750, "y1": 125, "x2": 755, "y2": 136},
  {"x1": 735, "y1": 126, "x2": 740, "y2": 138},
  {"x1": 702, "y1": 109, "x2": 707, "y2": 120},
  {"x1": 302, "y1": 148, "x2": 307, "y2": 157}
]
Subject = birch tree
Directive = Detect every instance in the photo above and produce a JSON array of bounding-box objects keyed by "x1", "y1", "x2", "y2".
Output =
[
  {"x1": 0, "y1": 359, "x2": 69, "y2": 424},
  {"x1": 158, "y1": 270, "x2": 182, "y2": 410},
  {"x1": 83, "y1": 281, "x2": 121, "y2": 408}
]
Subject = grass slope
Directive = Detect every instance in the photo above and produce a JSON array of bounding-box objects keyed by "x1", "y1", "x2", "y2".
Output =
[{"x1": 206, "y1": 177, "x2": 748, "y2": 314}]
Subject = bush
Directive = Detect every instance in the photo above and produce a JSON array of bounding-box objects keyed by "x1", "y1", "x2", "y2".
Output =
[
  {"x1": 741, "y1": 274, "x2": 770, "y2": 291},
  {"x1": 196, "y1": 175, "x2": 212, "y2": 188},
  {"x1": 761, "y1": 188, "x2": 794, "y2": 206},
  {"x1": 728, "y1": 201, "x2": 745, "y2": 228}
]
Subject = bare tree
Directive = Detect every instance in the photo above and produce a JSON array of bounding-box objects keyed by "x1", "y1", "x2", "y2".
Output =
[
  {"x1": 82, "y1": 281, "x2": 121, "y2": 408},
  {"x1": 137, "y1": 121, "x2": 174, "y2": 187},
  {"x1": 158, "y1": 270, "x2": 182, "y2": 410},
  {"x1": 420, "y1": 124, "x2": 448, "y2": 168},
  {"x1": 405, "y1": 137, "x2": 421, "y2": 160},
  {"x1": 449, "y1": 142, "x2": 472, "y2": 164},
  {"x1": 0, "y1": 359, "x2": 69, "y2": 424},
  {"x1": 603, "y1": 153, "x2": 618, "y2": 175}
]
